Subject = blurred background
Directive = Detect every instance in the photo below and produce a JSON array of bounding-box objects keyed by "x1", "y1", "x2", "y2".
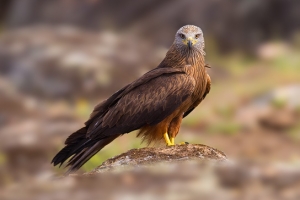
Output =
[{"x1": 0, "y1": 0, "x2": 300, "y2": 199}]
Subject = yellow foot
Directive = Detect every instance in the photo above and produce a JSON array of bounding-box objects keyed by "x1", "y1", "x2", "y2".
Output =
[
  {"x1": 171, "y1": 137, "x2": 175, "y2": 145},
  {"x1": 164, "y1": 132, "x2": 174, "y2": 146},
  {"x1": 163, "y1": 133, "x2": 189, "y2": 146}
]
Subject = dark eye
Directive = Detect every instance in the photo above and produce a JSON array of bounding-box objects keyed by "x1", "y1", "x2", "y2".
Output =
[
  {"x1": 195, "y1": 34, "x2": 201, "y2": 39},
  {"x1": 179, "y1": 33, "x2": 185, "y2": 39}
]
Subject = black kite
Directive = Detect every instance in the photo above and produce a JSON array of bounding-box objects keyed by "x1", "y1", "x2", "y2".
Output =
[{"x1": 52, "y1": 25, "x2": 211, "y2": 172}]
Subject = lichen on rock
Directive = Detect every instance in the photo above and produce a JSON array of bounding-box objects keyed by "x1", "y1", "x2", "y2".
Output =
[{"x1": 87, "y1": 144, "x2": 226, "y2": 174}]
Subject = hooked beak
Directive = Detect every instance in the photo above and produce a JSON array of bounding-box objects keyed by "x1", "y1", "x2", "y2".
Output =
[
  {"x1": 187, "y1": 40, "x2": 192, "y2": 49},
  {"x1": 183, "y1": 37, "x2": 195, "y2": 49}
]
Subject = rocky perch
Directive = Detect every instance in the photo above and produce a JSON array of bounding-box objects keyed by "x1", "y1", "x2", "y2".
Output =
[
  {"x1": 3, "y1": 144, "x2": 300, "y2": 200},
  {"x1": 87, "y1": 144, "x2": 227, "y2": 174}
]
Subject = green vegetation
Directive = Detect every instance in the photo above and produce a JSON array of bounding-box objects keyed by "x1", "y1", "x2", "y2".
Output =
[
  {"x1": 82, "y1": 133, "x2": 144, "y2": 171},
  {"x1": 208, "y1": 121, "x2": 241, "y2": 135},
  {"x1": 0, "y1": 152, "x2": 6, "y2": 166}
]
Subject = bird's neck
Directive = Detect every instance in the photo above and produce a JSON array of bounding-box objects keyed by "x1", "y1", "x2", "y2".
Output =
[{"x1": 161, "y1": 45, "x2": 205, "y2": 68}]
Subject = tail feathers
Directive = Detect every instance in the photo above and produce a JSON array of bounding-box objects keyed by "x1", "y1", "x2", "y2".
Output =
[
  {"x1": 65, "y1": 127, "x2": 87, "y2": 145},
  {"x1": 51, "y1": 127, "x2": 118, "y2": 173},
  {"x1": 65, "y1": 135, "x2": 118, "y2": 173},
  {"x1": 51, "y1": 127, "x2": 88, "y2": 167}
]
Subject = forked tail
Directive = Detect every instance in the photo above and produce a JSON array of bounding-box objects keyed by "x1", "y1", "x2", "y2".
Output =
[{"x1": 51, "y1": 127, "x2": 118, "y2": 173}]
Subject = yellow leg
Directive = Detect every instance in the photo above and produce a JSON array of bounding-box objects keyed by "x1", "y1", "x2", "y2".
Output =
[
  {"x1": 163, "y1": 132, "x2": 174, "y2": 146},
  {"x1": 170, "y1": 137, "x2": 175, "y2": 145}
]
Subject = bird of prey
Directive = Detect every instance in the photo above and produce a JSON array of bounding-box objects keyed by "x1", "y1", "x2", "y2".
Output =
[{"x1": 52, "y1": 25, "x2": 211, "y2": 172}]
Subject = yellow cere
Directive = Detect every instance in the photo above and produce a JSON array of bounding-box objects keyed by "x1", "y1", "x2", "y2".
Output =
[{"x1": 183, "y1": 37, "x2": 196, "y2": 46}]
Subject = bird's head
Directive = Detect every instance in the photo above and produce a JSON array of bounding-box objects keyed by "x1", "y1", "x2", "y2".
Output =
[{"x1": 174, "y1": 25, "x2": 205, "y2": 55}]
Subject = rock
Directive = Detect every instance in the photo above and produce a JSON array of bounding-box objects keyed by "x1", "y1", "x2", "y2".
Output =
[
  {"x1": 3, "y1": 159, "x2": 300, "y2": 200},
  {"x1": 258, "y1": 108, "x2": 299, "y2": 131},
  {"x1": 2, "y1": 143, "x2": 300, "y2": 200},
  {"x1": 236, "y1": 84, "x2": 300, "y2": 130},
  {"x1": 88, "y1": 144, "x2": 226, "y2": 174},
  {"x1": 0, "y1": 118, "x2": 81, "y2": 180}
]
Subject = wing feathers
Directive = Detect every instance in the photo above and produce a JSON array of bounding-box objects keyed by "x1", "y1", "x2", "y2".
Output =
[
  {"x1": 87, "y1": 69, "x2": 195, "y2": 139},
  {"x1": 52, "y1": 68, "x2": 196, "y2": 170}
]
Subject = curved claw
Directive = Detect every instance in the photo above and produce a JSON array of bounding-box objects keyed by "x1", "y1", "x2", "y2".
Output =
[
  {"x1": 164, "y1": 133, "x2": 189, "y2": 146},
  {"x1": 179, "y1": 141, "x2": 189, "y2": 145}
]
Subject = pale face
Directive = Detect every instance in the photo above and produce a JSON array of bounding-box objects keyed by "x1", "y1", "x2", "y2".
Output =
[{"x1": 174, "y1": 25, "x2": 205, "y2": 54}]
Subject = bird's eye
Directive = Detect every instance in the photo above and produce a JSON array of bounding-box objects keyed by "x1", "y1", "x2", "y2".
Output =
[
  {"x1": 195, "y1": 34, "x2": 201, "y2": 39},
  {"x1": 179, "y1": 33, "x2": 185, "y2": 39}
]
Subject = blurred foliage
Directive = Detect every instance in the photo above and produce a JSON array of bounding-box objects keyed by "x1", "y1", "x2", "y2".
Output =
[
  {"x1": 208, "y1": 121, "x2": 241, "y2": 135},
  {"x1": 0, "y1": 152, "x2": 6, "y2": 166},
  {"x1": 83, "y1": 133, "x2": 145, "y2": 171},
  {"x1": 271, "y1": 97, "x2": 287, "y2": 109}
]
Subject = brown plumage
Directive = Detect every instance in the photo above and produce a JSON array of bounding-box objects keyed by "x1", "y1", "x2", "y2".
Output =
[{"x1": 52, "y1": 25, "x2": 211, "y2": 173}]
